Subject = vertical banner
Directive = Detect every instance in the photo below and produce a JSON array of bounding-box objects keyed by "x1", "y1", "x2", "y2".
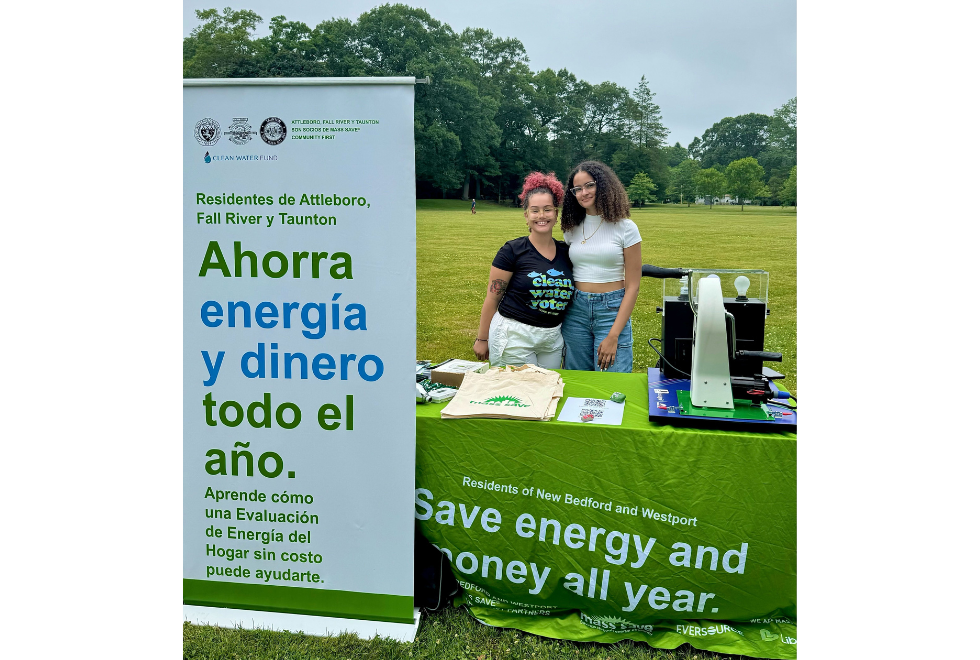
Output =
[{"x1": 183, "y1": 78, "x2": 416, "y2": 624}]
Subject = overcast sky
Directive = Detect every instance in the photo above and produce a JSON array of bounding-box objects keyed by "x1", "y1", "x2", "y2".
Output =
[{"x1": 184, "y1": 1, "x2": 796, "y2": 148}]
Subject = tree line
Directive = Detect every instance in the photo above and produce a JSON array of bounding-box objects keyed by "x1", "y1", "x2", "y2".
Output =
[{"x1": 184, "y1": 5, "x2": 797, "y2": 206}]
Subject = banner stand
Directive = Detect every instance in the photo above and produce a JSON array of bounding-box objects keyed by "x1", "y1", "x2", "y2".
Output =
[
  {"x1": 184, "y1": 77, "x2": 419, "y2": 636},
  {"x1": 183, "y1": 605, "x2": 421, "y2": 641}
]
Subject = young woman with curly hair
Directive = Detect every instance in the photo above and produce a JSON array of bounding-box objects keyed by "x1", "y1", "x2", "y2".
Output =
[
  {"x1": 559, "y1": 160, "x2": 642, "y2": 372},
  {"x1": 472, "y1": 172, "x2": 574, "y2": 368}
]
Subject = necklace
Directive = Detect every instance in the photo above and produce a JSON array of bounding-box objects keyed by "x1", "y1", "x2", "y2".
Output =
[{"x1": 581, "y1": 217, "x2": 604, "y2": 244}]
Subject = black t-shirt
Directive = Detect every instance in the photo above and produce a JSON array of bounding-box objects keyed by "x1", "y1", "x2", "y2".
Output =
[{"x1": 491, "y1": 236, "x2": 575, "y2": 328}]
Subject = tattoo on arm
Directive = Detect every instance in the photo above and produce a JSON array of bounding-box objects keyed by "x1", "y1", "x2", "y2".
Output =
[{"x1": 489, "y1": 279, "x2": 508, "y2": 296}]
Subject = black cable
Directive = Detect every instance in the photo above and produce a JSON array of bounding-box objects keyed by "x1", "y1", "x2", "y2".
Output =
[
  {"x1": 647, "y1": 338, "x2": 690, "y2": 377},
  {"x1": 767, "y1": 400, "x2": 797, "y2": 411}
]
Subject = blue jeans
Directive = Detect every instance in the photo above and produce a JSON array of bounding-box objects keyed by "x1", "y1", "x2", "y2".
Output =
[{"x1": 561, "y1": 288, "x2": 634, "y2": 372}]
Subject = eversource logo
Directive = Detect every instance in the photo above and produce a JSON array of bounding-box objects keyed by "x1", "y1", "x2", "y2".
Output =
[{"x1": 469, "y1": 395, "x2": 530, "y2": 408}]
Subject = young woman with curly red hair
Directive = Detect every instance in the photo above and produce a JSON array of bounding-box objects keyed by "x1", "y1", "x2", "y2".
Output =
[
  {"x1": 560, "y1": 160, "x2": 642, "y2": 372},
  {"x1": 472, "y1": 172, "x2": 574, "y2": 368}
]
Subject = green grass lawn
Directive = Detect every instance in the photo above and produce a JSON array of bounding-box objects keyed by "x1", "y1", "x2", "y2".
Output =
[
  {"x1": 184, "y1": 606, "x2": 745, "y2": 660},
  {"x1": 417, "y1": 199, "x2": 797, "y2": 394},
  {"x1": 184, "y1": 199, "x2": 796, "y2": 660}
]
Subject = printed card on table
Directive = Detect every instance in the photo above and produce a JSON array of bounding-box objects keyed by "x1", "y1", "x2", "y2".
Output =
[{"x1": 556, "y1": 397, "x2": 625, "y2": 426}]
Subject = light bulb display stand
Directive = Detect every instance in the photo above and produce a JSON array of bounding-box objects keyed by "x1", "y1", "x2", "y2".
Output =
[{"x1": 641, "y1": 265, "x2": 795, "y2": 433}]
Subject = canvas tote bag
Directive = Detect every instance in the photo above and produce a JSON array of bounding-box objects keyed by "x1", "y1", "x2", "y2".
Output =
[{"x1": 441, "y1": 365, "x2": 563, "y2": 421}]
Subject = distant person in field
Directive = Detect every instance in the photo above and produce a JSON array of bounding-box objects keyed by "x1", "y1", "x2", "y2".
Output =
[
  {"x1": 471, "y1": 198, "x2": 476, "y2": 214},
  {"x1": 560, "y1": 160, "x2": 642, "y2": 372},
  {"x1": 473, "y1": 172, "x2": 573, "y2": 368}
]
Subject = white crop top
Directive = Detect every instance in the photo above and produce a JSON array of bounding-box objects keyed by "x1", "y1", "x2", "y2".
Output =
[{"x1": 563, "y1": 215, "x2": 642, "y2": 283}]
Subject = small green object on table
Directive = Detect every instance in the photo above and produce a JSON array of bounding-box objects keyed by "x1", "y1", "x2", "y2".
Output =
[{"x1": 610, "y1": 391, "x2": 626, "y2": 403}]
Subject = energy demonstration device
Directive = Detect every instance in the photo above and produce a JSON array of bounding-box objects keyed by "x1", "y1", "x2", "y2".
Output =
[{"x1": 640, "y1": 265, "x2": 796, "y2": 432}]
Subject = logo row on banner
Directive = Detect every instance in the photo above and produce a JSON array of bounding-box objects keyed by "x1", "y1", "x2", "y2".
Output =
[
  {"x1": 195, "y1": 116, "x2": 382, "y2": 153},
  {"x1": 195, "y1": 117, "x2": 287, "y2": 146}
]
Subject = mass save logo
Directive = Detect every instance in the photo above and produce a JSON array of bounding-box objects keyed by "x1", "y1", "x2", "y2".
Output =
[{"x1": 469, "y1": 395, "x2": 531, "y2": 408}]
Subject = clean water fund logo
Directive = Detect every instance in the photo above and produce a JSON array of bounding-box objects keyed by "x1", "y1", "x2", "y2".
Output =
[{"x1": 200, "y1": 152, "x2": 278, "y2": 163}]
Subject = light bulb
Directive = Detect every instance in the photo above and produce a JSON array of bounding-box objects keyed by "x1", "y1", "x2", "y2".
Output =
[{"x1": 734, "y1": 275, "x2": 750, "y2": 300}]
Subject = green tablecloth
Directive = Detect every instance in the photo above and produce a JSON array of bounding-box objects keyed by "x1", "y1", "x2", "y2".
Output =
[{"x1": 416, "y1": 370, "x2": 797, "y2": 659}]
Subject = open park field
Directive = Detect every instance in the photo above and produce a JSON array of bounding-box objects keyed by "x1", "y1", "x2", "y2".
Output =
[
  {"x1": 184, "y1": 605, "x2": 743, "y2": 660},
  {"x1": 183, "y1": 200, "x2": 797, "y2": 660},
  {"x1": 417, "y1": 199, "x2": 797, "y2": 393}
]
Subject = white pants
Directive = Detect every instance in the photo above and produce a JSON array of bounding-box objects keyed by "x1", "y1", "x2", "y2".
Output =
[{"x1": 488, "y1": 312, "x2": 564, "y2": 369}]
